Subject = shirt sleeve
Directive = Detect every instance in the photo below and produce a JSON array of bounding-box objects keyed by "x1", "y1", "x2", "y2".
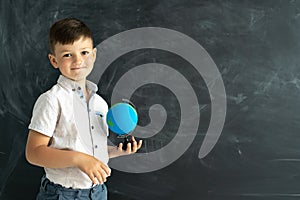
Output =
[{"x1": 28, "y1": 92, "x2": 59, "y2": 137}]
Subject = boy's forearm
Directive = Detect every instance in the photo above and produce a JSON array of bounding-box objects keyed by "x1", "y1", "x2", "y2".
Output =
[
  {"x1": 26, "y1": 130, "x2": 87, "y2": 169},
  {"x1": 26, "y1": 139, "x2": 111, "y2": 185},
  {"x1": 108, "y1": 145, "x2": 120, "y2": 159},
  {"x1": 26, "y1": 145, "x2": 83, "y2": 169},
  {"x1": 108, "y1": 145, "x2": 129, "y2": 158}
]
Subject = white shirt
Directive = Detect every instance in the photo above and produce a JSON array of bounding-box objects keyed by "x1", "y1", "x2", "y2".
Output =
[{"x1": 29, "y1": 75, "x2": 109, "y2": 189}]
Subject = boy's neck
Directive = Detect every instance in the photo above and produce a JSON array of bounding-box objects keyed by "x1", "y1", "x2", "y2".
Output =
[{"x1": 75, "y1": 78, "x2": 86, "y2": 90}]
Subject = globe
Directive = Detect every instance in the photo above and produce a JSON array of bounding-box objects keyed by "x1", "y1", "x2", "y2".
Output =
[{"x1": 106, "y1": 102, "x2": 138, "y2": 136}]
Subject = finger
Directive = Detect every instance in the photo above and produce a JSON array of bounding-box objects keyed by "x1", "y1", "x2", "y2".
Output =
[
  {"x1": 131, "y1": 136, "x2": 136, "y2": 142},
  {"x1": 101, "y1": 164, "x2": 111, "y2": 177},
  {"x1": 107, "y1": 166, "x2": 111, "y2": 176},
  {"x1": 131, "y1": 140, "x2": 138, "y2": 152},
  {"x1": 118, "y1": 143, "x2": 123, "y2": 151},
  {"x1": 98, "y1": 169, "x2": 108, "y2": 183},
  {"x1": 126, "y1": 143, "x2": 132, "y2": 153},
  {"x1": 104, "y1": 165, "x2": 111, "y2": 177},
  {"x1": 94, "y1": 171, "x2": 103, "y2": 185},
  {"x1": 137, "y1": 140, "x2": 143, "y2": 149},
  {"x1": 88, "y1": 172, "x2": 99, "y2": 185}
]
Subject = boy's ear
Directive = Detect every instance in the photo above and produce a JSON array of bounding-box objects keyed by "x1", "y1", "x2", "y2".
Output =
[
  {"x1": 48, "y1": 54, "x2": 58, "y2": 68},
  {"x1": 92, "y1": 48, "x2": 97, "y2": 62}
]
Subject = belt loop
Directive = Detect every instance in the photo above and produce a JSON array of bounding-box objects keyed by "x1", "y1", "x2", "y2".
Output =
[
  {"x1": 89, "y1": 188, "x2": 93, "y2": 199},
  {"x1": 40, "y1": 175, "x2": 48, "y2": 191},
  {"x1": 75, "y1": 190, "x2": 82, "y2": 198}
]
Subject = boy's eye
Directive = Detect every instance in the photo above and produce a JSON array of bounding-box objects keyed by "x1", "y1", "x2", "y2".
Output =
[
  {"x1": 82, "y1": 51, "x2": 89, "y2": 55},
  {"x1": 63, "y1": 53, "x2": 72, "y2": 57}
]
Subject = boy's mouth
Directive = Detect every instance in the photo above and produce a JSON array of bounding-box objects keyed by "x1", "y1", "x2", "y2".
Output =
[{"x1": 71, "y1": 66, "x2": 87, "y2": 70}]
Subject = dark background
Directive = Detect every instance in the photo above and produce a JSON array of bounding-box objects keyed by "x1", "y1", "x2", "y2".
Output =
[{"x1": 1, "y1": 0, "x2": 300, "y2": 199}]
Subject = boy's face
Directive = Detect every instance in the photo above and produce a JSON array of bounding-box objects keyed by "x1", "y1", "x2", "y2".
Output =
[{"x1": 48, "y1": 36, "x2": 96, "y2": 82}]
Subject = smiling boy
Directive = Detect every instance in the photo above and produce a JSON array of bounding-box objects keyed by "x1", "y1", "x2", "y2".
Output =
[{"x1": 25, "y1": 18, "x2": 142, "y2": 200}]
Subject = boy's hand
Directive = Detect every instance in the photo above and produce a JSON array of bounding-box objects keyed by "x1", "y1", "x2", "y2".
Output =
[
  {"x1": 75, "y1": 153, "x2": 111, "y2": 185},
  {"x1": 117, "y1": 136, "x2": 143, "y2": 155}
]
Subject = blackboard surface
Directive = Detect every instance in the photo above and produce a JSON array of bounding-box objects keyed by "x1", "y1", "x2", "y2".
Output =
[{"x1": 1, "y1": 0, "x2": 300, "y2": 199}]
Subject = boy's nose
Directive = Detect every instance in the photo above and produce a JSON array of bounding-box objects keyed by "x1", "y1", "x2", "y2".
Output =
[{"x1": 73, "y1": 54, "x2": 83, "y2": 64}]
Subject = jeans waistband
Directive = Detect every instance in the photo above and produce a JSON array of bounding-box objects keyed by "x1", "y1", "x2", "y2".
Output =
[{"x1": 40, "y1": 175, "x2": 105, "y2": 198}]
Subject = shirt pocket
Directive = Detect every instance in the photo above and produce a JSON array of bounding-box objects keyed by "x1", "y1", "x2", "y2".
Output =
[{"x1": 95, "y1": 111, "x2": 109, "y2": 136}]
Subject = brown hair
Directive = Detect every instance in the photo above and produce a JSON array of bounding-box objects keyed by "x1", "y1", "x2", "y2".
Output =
[{"x1": 49, "y1": 18, "x2": 92, "y2": 54}]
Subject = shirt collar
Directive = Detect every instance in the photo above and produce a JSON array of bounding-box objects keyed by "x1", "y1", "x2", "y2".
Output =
[{"x1": 57, "y1": 75, "x2": 98, "y2": 93}]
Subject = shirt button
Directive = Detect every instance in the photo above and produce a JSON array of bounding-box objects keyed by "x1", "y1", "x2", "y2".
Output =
[
  {"x1": 95, "y1": 145, "x2": 98, "y2": 148},
  {"x1": 80, "y1": 95, "x2": 84, "y2": 99},
  {"x1": 72, "y1": 88, "x2": 76, "y2": 91},
  {"x1": 78, "y1": 86, "x2": 81, "y2": 90},
  {"x1": 91, "y1": 126, "x2": 94, "y2": 129}
]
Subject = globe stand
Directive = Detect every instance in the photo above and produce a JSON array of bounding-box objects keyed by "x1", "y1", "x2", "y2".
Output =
[{"x1": 120, "y1": 99, "x2": 136, "y2": 150}]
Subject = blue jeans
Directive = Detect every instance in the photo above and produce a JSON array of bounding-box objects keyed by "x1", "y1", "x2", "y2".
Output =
[{"x1": 36, "y1": 175, "x2": 107, "y2": 200}]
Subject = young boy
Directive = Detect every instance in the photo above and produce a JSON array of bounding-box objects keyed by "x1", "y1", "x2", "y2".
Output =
[{"x1": 25, "y1": 18, "x2": 142, "y2": 200}]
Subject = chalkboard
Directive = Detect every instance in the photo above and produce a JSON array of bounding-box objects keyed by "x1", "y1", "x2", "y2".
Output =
[{"x1": 1, "y1": 0, "x2": 300, "y2": 199}]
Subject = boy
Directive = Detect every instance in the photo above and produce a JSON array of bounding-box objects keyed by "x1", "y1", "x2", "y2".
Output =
[{"x1": 25, "y1": 18, "x2": 142, "y2": 200}]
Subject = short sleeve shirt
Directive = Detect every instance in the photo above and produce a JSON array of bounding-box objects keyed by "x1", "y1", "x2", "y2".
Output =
[{"x1": 29, "y1": 75, "x2": 109, "y2": 189}]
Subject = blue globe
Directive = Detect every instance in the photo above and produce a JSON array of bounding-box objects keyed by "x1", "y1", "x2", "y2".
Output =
[{"x1": 106, "y1": 102, "x2": 138, "y2": 135}]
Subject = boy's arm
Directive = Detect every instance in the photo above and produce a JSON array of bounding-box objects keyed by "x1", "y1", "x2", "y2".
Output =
[
  {"x1": 108, "y1": 136, "x2": 142, "y2": 159},
  {"x1": 26, "y1": 130, "x2": 111, "y2": 184}
]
